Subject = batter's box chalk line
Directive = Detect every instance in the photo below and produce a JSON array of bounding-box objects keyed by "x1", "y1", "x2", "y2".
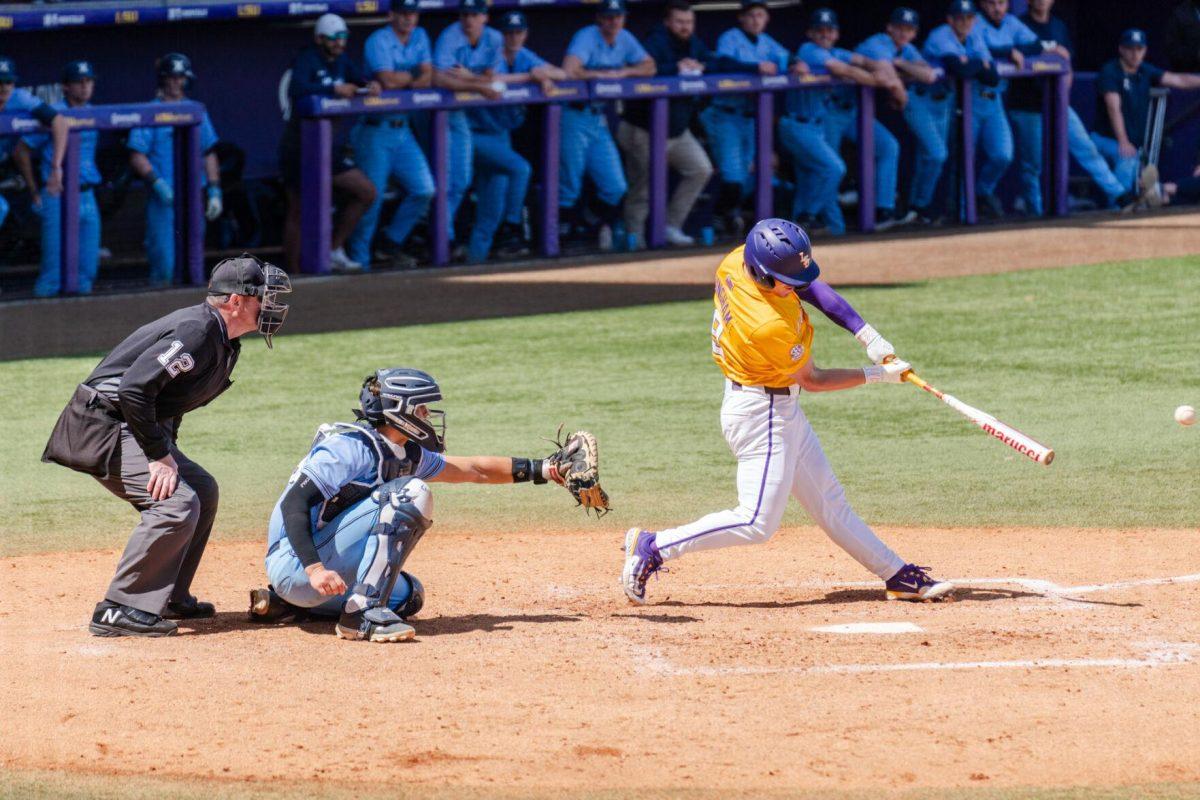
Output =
[{"x1": 628, "y1": 642, "x2": 1200, "y2": 678}]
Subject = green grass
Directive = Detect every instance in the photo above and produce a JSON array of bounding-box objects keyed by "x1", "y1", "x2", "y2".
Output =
[
  {"x1": 3, "y1": 770, "x2": 1199, "y2": 800},
  {"x1": 2, "y1": 256, "x2": 1197, "y2": 556}
]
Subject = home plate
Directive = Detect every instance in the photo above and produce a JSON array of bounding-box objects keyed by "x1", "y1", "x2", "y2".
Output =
[{"x1": 810, "y1": 622, "x2": 924, "y2": 635}]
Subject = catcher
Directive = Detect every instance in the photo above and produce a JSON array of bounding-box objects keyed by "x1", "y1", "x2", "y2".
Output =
[{"x1": 248, "y1": 366, "x2": 606, "y2": 642}]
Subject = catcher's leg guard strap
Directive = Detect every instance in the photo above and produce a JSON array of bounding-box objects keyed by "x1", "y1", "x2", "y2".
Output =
[{"x1": 343, "y1": 478, "x2": 433, "y2": 614}]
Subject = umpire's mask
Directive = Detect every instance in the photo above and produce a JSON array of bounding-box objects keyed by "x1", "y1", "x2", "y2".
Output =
[{"x1": 208, "y1": 254, "x2": 292, "y2": 348}]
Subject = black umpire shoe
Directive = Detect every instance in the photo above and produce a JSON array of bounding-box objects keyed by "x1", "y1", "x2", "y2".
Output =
[
  {"x1": 164, "y1": 595, "x2": 216, "y2": 619},
  {"x1": 89, "y1": 601, "x2": 178, "y2": 637}
]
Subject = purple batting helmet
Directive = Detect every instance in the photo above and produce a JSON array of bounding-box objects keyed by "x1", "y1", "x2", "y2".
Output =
[{"x1": 744, "y1": 218, "x2": 821, "y2": 289}]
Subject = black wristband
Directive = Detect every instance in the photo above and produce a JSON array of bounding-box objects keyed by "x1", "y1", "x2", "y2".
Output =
[{"x1": 512, "y1": 457, "x2": 547, "y2": 484}]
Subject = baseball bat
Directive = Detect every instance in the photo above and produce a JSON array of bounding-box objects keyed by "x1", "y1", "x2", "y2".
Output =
[{"x1": 901, "y1": 369, "x2": 1055, "y2": 466}]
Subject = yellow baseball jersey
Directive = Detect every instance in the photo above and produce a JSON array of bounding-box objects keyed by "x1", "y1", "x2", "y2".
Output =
[{"x1": 711, "y1": 245, "x2": 813, "y2": 387}]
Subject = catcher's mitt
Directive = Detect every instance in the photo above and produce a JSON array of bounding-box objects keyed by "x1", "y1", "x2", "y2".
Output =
[{"x1": 546, "y1": 426, "x2": 610, "y2": 516}]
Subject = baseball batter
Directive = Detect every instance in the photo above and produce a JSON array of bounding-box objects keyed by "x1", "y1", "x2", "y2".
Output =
[
  {"x1": 251, "y1": 368, "x2": 606, "y2": 642},
  {"x1": 622, "y1": 219, "x2": 953, "y2": 605}
]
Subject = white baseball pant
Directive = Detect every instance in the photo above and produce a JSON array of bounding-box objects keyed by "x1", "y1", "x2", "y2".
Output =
[{"x1": 655, "y1": 380, "x2": 907, "y2": 581}]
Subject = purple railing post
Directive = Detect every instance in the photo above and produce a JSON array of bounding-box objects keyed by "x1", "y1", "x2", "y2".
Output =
[
  {"x1": 754, "y1": 89, "x2": 773, "y2": 221},
  {"x1": 1053, "y1": 71, "x2": 1070, "y2": 217},
  {"x1": 960, "y1": 78, "x2": 977, "y2": 225},
  {"x1": 60, "y1": 132, "x2": 81, "y2": 294},
  {"x1": 647, "y1": 96, "x2": 669, "y2": 248},
  {"x1": 300, "y1": 117, "x2": 332, "y2": 275},
  {"x1": 541, "y1": 103, "x2": 561, "y2": 257},
  {"x1": 1040, "y1": 74, "x2": 1053, "y2": 213},
  {"x1": 431, "y1": 109, "x2": 450, "y2": 266},
  {"x1": 184, "y1": 123, "x2": 204, "y2": 285},
  {"x1": 857, "y1": 84, "x2": 876, "y2": 233}
]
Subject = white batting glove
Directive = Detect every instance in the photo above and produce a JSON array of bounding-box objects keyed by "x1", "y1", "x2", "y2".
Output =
[
  {"x1": 854, "y1": 323, "x2": 895, "y2": 365},
  {"x1": 863, "y1": 359, "x2": 911, "y2": 384}
]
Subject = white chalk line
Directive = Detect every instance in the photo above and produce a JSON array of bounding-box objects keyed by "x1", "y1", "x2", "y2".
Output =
[
  {"x1": 547, "y1": 572, "x2": 1200, "y2": 603},
  {"x1": 629, "y1": 642, "x2": 1200, "y2": 678}
]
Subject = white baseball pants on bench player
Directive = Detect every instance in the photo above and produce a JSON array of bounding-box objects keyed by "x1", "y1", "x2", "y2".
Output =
[{"x1": 655, "y1": 381, "x2": 906, "y2": 580}]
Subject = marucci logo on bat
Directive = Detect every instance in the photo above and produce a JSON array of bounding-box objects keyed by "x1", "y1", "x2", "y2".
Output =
[{"x1": 981, "y1": 423, "x2": 1041, "y2": 461}]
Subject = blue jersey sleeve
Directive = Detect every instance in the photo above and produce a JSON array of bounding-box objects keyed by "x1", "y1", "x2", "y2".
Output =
[
  {"x1": 762, "y1": 34, "x2": 789, "y2": 68},
  {"x1": 1009, "y1": 17, "x2": 1040, "y2": 48},
  {"x1": 566, "y1": 28, "x2": 594, "y2": 63},
  {"x1": 714, "y1": 29, "x2": 740, "y2": 58},
  {"x1": 923, "y1": 27, "x2": 960, "y2": 61},
  {"x1": 798, "y1": 42, "x2": 833, "y2": 71},
  {"x1": 199, "y1": 111, "x2": 218, "y2": 153},
  {"x1": 413, "y1": 448, "x2": 445, "y2": 481},
  {"x1": 517, "y1": 48, "x2": 547, "y2": 72},
  {"x1": 433, "y1": 26, "x2": 460, "y2": 70},
  {"x1": 364, "y1": 30, "x2": 390, "y2": 74},
  {"x1": 620, "y1": 30, "x2": 649, "y2": 65},
  {"x1": 127, "y1": 125, "x2": 153, "y2": 155},
  {"x1": 416, "y1": 29, "x2": 433, "y2": 66},
  {"x1": 1146, "y1": 63, "x2": 1166, "y2": 86},
  {"x1": 901, "y1": 43, "x2": 926, "y2": 64},
  {"x1": 854, "y1": 35, "x2": 889, "y2": 62},
  {"x1": 300, "y1": 435, "x2": 376, "y2": 499}
]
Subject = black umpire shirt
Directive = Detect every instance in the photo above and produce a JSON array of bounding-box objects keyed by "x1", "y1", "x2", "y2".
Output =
[{"x1": 84, "y1": 303, "x2": 241, "y2": 461}]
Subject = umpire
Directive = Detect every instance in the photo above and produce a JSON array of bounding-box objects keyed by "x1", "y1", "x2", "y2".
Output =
[{"x1": 42, "y1": 255, "x2": 291, "y2": 638}]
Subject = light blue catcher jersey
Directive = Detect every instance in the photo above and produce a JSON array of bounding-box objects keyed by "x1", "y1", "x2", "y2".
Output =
[
  {"x1": 713, "y1": 28, "x2": 789, "y2": 113},
  {"x1": 126, "y1": 97, "x2": 218, "y2": 185},
  {"x1": 267, "y1": 422, "x2": 445, "y2": 549}
]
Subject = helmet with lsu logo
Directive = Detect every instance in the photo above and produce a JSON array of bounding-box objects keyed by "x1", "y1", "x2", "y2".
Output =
[
  {"x1": 356, "y1": 368, "x2": 446, "y2": 452},
  {"x1": 744, "y1": 218, "x2": 821, "y2": 289}
]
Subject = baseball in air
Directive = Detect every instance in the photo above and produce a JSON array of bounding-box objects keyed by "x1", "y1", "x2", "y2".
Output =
[{"x1": 1175, "y1": 405, "x2": 1196, "y2": 426}]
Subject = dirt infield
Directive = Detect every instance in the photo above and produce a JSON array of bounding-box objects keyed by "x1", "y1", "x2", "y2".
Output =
[{"x1": 3, "y1": 527, "x2": 1200, "y2": 795}]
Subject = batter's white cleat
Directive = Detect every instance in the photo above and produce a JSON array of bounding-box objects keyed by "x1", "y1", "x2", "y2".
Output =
[
  {"x1": 621, "y1": 528, "x2": 663, "y2": 605},
  {"x1": 884, "y1": 564, "x2": 954, "y2": 602}
]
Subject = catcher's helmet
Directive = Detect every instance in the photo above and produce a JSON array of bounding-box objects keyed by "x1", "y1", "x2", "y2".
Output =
[
  {"x1": 744, "y1": 218, "x2": 821, "y2": 289},
  {"x1": 356, "y1": 368, "x2": 446, "y2": 452},
  {"x1": 156, "y1": 52, "x2": 195, "y2": 86}
]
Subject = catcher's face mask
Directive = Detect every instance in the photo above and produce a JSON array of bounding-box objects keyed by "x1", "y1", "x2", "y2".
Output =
[{"x1": 254, "y1": 264, "x2": 291, "y2": 348}]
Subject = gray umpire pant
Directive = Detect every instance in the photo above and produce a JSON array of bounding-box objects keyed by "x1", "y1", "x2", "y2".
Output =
[
  {"x1": 94, "y1": 426, "x2": 219, "y2": 615},
  {"x1": 617, "y1": 121, "x2": 714, "y2": 235}
]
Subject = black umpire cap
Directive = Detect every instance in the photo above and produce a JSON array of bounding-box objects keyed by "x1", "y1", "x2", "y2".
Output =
[{"x1": 208, "y1": 254, "x2": 271, "y2": 296}]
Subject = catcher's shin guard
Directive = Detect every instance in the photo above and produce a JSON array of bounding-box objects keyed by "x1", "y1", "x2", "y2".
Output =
[{"x1": 340, "y1": 478, "x2": 432, "y2": 621}]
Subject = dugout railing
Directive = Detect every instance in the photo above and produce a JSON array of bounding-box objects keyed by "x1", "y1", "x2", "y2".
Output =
[
  {"x1": 960, "y1": 55, "x2": 1071, "y2": 223},
  {"x1": 0, "y1": 100, "x2": 210, "y2": 292},
  {"x1": 297, "y1": 55, "x2": 1070, "y2": 273}
]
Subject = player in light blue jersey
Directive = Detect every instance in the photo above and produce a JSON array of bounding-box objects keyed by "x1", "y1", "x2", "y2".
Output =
[
  {"x1": 0, "y1": 55, "x2": 68, "y2": 255},
  {"x1": 13, "y1": 61, "x2": 96, "y2": 297},
  {"x1": 797, "y1": 8, "x2": 911, "y2": 234},
  {"x1": 433, "y1": 0, "x2": 505, "y2": 255},
  {"x1": 348, "y1": 0, "x2": 435, "y2": 270},
  {"x1": 856, "y1": 9, "x2": 943, "y2": 225},
  {"x1": 923, "y1": 1, "x2": 1002, "y2": 219},
  {"x1": 467, "y1": 11, "x2": 566, "y2": 263},
  {"x1": 700, "y1": 0, "x2": 799, "y2": 238},
  {"x1": 560, "y1": 0, "x2": 656, "y2": 252},
  {"x1": 127, "y1": 53, "x2": 222, "y2": 287},
  {"x1": 251, "y1": 368, "x2": 591, "y2": 642},
  {"x1": 973, "y1": 0, "x2": 1057, "y2": 217}
]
